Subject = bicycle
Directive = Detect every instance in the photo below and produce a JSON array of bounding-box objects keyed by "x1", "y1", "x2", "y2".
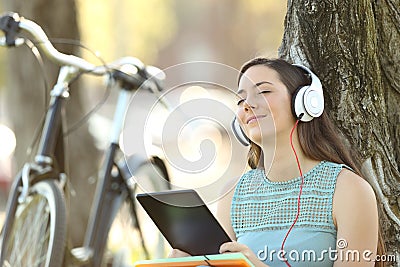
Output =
[{"x1": 0, "y1": 12, "x2": 171, "y2": 267}]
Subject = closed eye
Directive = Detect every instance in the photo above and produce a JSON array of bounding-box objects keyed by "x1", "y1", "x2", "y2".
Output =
[
  {"x1": 259, "y1": 90, "x2": 271, "y2": 94},
  {"x1": 236, "y1": 98, "x2": 245, "y2": 106}
]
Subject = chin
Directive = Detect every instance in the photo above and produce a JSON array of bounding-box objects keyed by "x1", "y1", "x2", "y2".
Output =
[
  {"x1": 248, "y1": 132, "x2": 262, "y2": 145},
  {"x1": 250, "y1": 131, "x2": 275, "y2": 146}
]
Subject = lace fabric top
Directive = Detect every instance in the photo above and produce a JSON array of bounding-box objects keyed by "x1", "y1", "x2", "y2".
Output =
[{"x1": 231, "y1": 161, "x2": 345, "y2": 266}]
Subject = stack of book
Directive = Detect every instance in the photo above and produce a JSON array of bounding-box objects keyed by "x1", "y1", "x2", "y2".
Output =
[{"x1": 134, "y1": 253, "x2": 255, "y2": 267}]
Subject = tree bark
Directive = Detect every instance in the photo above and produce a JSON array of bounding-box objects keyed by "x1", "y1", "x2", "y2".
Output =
[
  {"x1": 2, "y1": 0, "x2": 100, "y2": 248},
  {"x1": 279, "y1": 0, "x2": 400, "y2": 264}
]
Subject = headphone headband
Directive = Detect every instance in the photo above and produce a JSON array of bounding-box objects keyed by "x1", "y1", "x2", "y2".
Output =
[{"x1": 292, "y1": 64, "x2": 322, "y2": 90}]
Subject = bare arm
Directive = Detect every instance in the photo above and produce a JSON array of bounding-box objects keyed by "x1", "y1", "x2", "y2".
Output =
[
  {"x1": 215, "y1": 184, "x2": 237, "y2": 241},
  {"x1": 332, "y1": 169, "x2": 379, "y2": 266}
]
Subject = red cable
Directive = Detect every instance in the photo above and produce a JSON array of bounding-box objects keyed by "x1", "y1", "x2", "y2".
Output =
[{"x1": 280, "y1": 119, "x2": 304, "y2": 267}]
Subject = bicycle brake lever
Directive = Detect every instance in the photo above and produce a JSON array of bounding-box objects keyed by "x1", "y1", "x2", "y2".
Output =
[
  {"x1": 0, "y1": 36, "x2": 24, "y2": 47},
  {"x1": 0, "y1": 12, "x2": 22, "y2": 46},
  {"x1": 111, "y1": 68, "x2": 147, "y2": 91}
]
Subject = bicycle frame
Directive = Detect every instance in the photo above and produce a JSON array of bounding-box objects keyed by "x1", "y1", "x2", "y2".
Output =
[
  {"x1": 2, "y1": 65, "x2": 149, "y2": 267},
  {"x1": 0, "y1": 12, "x2": 168, "y2": 266},
  {"x1": 82, "y1": 88, "x2": 135, "y2": 267}
]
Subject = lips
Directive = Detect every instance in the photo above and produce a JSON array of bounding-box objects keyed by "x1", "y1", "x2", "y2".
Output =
[{"x1": 246, "y1": 115, "x2": 266, "y2": 124}]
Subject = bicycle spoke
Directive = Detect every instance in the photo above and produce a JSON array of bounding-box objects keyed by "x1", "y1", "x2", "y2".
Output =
[
  {"x1": 6, "y1": 195, "x2": 49, "y2": 266},
  {"x1": 2, "y1": 181, "x2": 65, "y2": 267}
]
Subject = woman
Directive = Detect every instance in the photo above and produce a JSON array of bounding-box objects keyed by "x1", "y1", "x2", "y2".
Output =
[{"x1": 171, "y1": 58, "x2": 384, "y2": 267}]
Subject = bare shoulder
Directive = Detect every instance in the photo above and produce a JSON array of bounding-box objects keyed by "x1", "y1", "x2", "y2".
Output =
[
  {"x1": 216, "y1": 177, "x2": 237, "y2": 210},
  {"x1": 335, "y1": 168, "x2": 376, "y2": 200},
  {"x1": 333, "y1": 168, "x2": 378, "y2": 226}
]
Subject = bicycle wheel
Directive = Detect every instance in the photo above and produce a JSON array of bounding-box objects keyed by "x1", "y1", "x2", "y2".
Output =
[
  {"x1": 1, "y1": 180, "x2": 67, "y2": 267},
  {"x1": 105, "y1": 156, "x2": 170, "y2": 267}
]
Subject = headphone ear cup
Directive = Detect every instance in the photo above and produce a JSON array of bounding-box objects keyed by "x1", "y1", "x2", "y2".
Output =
[
  {"x1": 292, "y1": 85, "x2": 314, "y2": 122},
  {"x1": 291, "y1": 64, "x2": 325, "y2": 122},
  {"x1": 231, "y1": 117, "x2": 250, "y2": 146}
]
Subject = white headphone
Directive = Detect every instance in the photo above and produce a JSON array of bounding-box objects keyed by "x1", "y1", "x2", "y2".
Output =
[
  {"x1": 231, "y1": 117, "x2": 251, "y2": 146},
  {"x1": 231, "y1": 64, "x2": 324, "y2": 146},
  {"x1": 291, "y1": 64, "x2": 324, "y2": 122}
]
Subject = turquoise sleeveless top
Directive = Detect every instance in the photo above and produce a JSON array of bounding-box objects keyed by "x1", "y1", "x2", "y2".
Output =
[{"x1": 231, "y1": 161, "x2": 344, "y2": 267}]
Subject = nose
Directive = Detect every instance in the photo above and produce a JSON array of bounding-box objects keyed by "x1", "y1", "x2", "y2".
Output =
[{"x1": 243, "y1": 98, "x2": 256, "y2": 111}]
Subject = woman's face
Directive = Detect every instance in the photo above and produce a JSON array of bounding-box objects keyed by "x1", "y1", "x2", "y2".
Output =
[{"x1": 236, "y1": 65, "x2": 295, "y2": 145}]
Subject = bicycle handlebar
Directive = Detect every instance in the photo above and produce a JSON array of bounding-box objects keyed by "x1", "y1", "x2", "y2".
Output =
[
  {"x1": 0, "y1": 12, "x2": 109, "y2": 74},
  {"x1": 0, "y1": 12, "x2": 166, "y2": 93}
]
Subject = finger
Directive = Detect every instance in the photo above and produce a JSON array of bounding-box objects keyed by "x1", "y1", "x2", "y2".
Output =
[
  {"x1": 220, "y1": 241, "x2": 244, "y2": 253},
  {"x1": 168, "y1": 249, "x2": 191, "y2": 258}
]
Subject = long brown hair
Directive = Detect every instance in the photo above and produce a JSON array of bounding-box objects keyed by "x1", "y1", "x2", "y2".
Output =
[{"x1": 238, "y1": 57, "x2": 386, "y2": 266}]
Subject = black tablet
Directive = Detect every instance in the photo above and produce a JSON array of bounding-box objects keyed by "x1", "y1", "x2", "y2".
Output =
[{"x1": 136, "y1": 189, "x2": 232, "y2": 256}]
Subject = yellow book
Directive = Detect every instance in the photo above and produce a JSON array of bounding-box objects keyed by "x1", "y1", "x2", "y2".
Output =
[{"x1": 134, "y1": 253, "x2": 255, "y2": 267}]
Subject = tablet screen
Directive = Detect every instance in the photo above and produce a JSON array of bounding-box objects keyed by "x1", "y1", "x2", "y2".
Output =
[{"x1": 136, "y1": 189, "x2": 232, "y2": 256}]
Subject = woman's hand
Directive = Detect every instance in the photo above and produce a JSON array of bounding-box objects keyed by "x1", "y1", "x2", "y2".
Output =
[
  {"x1": 220, "y1": 241, "x2": 269, "y2": 267},
  {"x1": 168, "y1": 248, "x2": 191, "y2": 258}
]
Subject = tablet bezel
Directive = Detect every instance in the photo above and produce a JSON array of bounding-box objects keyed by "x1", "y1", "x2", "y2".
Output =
[{"x1": 136, "y1": 189, "x2": 232, "y2": 256}]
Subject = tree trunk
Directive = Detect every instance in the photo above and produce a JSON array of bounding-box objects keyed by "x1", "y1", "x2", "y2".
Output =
[
  {"x1": 2, "y1": 0, "x2": 100, "y2": 248},
  {"x1": 279, "y1": 0, "x2": 400, "y2": 265}
]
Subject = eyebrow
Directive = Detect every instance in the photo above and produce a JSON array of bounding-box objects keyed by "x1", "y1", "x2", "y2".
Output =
[{"x1": 237, "y1": 81, "x2": 273, "y2": 95}]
